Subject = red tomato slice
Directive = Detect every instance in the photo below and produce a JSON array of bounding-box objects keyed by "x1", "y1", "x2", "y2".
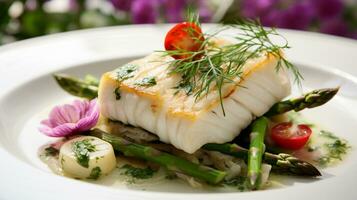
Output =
[
  {"x1": 164, "y1": 22, "x2": 205, "y2": 60},
  {"x1": 270, "y1": 122, "x2": 312, "y2": 150}
]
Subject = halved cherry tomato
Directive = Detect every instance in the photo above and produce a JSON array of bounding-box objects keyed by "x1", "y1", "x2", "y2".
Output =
[
  {"x1": 270, "y1": 122, "x2": 312, "y2": 150},
  {"x1": 164, "y1": 22, "x2": 205, "y2": 60}
]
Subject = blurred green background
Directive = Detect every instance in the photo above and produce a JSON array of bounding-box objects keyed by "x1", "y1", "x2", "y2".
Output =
[{"x1": 1, "y1": 0, "x2": 356, "y2": 45}]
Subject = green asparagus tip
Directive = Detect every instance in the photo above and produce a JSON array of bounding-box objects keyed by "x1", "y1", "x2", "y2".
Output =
[
  {"x1": 265, "y1": 87, "x2": 339, "y2": 116},
  {"x1": 53, "y1": 74, "x2": 98, "y2": 99},
  {"x1": 304, "y1": 87, "x2": 339, "y2": 109}
]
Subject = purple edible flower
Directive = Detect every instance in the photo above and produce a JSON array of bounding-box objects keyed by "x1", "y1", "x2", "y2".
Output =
[{"x1": 39, "y1": 99, "x2": 99, "y2": 137}]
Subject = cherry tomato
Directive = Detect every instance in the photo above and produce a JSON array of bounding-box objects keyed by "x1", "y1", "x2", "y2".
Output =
[
  {"x1": 270, "y1": 122, "x2": 312, "y2": 150},
  {"x1": 164, "y1": 22, "x2": 205, "y2": 60}
]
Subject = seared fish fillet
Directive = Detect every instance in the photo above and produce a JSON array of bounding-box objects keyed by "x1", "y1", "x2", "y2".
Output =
[{"x1": 99, "y1": 50, "x2": 290, "y2": 153}]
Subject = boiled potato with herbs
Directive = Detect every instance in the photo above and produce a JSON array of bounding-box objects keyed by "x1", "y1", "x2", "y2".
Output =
[{"x1": 59, "y1": 136, "x2": 116, "y2": 179}]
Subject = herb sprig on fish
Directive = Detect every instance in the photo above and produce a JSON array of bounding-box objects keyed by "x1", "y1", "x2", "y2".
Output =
[{"x1": 162, "y1": 13, "x2": 302, "y2": 115}]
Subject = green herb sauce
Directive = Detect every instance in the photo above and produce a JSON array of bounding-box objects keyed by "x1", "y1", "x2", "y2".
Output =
[
  {"x1": 114, "y1": 87, "x2": 121, "y2": 100},
  {"x1": 287, "y1": 112, "x2": 350, "y2": 167},
  {"x1": 72, "y1": 139, "x2": 96, "y2": 168},
  {"x1": 87, "y1": 167, "x2": 102, "y2": 180},
  {"x1": 120, "y1": 164, "x2": 155, "y2": 179},
  {"x1": 44, "y1": 146, "x2": 59, "y2": 156},
  {"x1": 222, "y1": 177, "x2": 247, "y2": 191},
  {"x1": 315, "y1": 130, "x2": 350, "y2": 167},
  {"x1": 116, "y1": 64, "x2": 137, "y2": 81},
  {"x1": 134, "y1": 76, "x2": 157, "y2": 87}
]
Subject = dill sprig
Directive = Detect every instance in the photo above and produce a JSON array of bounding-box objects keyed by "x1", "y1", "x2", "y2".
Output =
[
  {"x1": 186, "y1": 8, "x2": 200, "y2": 26},
  {"x1": 161, "y1": 16, "x2": 302, "y2": 115}
]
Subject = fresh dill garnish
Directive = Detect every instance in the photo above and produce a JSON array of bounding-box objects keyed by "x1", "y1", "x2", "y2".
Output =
[
  {"x1": 134, "y1": 76, "x2": 157, "y2": 87},
  {"x1": 72, "y1": 139, "x2": 96, "y2": 168},
  {"x1": 173, "y1": 81, "x2": 193, "y2": 95},
  {"x1": 186, "y1": 8, "x2": 200, "y2": 26},
  {"x1": 160, "y1": 13, "x2": 302, "y2": 115}
]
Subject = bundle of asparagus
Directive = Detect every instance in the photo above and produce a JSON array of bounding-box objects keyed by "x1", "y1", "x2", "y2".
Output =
[{"x1": 54, "y1": 74, "x2": 338, "y2": 189}]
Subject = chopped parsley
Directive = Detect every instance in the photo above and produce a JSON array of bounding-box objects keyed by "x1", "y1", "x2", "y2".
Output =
[
  {"x1": 116, "y1": 64, "x2": 138, "y2": 81},
  {"x1": 72, "y1": 139, "x2": 96, "y2": 168},
  {"x1": 114, "y1": 87, "x2": 121, "y2": 100},
  {"x1": 134, "y1": 76, "x2": 157, "y2": 87},
  {"x1": 87, "y1": 167, "x2": 102, "y2": 180},
  {"x1": 120, "y1": 164, "x2": 155, "y2": 179},
  {"x1": 44, "y1": 146, "x2": 59, "y2": 156}
]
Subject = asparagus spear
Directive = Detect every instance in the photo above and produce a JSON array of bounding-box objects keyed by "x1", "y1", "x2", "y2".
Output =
[
  {"x1": 84, "y1": 74, "x2": 100, "y2": 86},
  {"x1": 53, "y1": 74, "x2": 98, "y2": 99},
  {"x1": 203, "y1": 143, "x2": 321, "y2": 176},
  {"x1": 89, "y1": 128, "x2": 226, "y2": 184},
  {"x1": 245, "y1": 117, "x2": 269, "y2": 190},
  {"x1": 265, "y1": 87, "x2": 339, "y2": 117}
]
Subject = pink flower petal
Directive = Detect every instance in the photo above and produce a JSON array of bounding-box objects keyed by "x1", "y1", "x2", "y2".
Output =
[
  {"x1": 48, "y1": 106, "x2": 67, "y2": 126},
  {"x1": 73, "y1": 99, "x2": 89, "y2": 117},
  {"x1": 49, "y1": 104, "x2": 80, "y2": 126},
  {"x1": 40, "y1": 119, "x2": 52, "y2": 127},
  {"x1": 50, "y1": 123, "x2": 78, "y2": 137},
  {"x1": 87, "y1": 99, "x2": 99, "y2": 116},
  {"x1": 39, "y1": 99, "x2": 99, "y2": 137},
  {"x1": 61, "y1": 104, "x2": 81, "y2": 123},
  {"x1": 76, "y1": 115, "x2": 98, "y2": 132}
]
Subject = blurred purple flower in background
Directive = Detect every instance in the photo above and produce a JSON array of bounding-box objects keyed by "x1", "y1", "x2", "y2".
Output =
[
  {"x1": 196, "y1": 0, "x2": 212, "y2": 22},
  {"x1": 320, "y1": 18, "x2": 349, "y2": 36},
  {"x1": 313, "y1": 0, "x2": 343, "y2": 19},
  {"x1": 131, "y1": 0, "x2": 158, "y2": 23},
  {"x1": 240, "y1": 0, "x2": 355, "y2": 38},
  {"x1": 242, "y1": 0, "x2": 315, "y2": 29},
  {"x1": 279, "y1": 1, "x2": 315, "y2": 30},
  {"x1": 162, "y1": 0, "x2": 186, "y2": 23},
  {"x1": 110, "y1": 0, "x2": 132, "y2": 11},
  {"x1": 109, "y1": 0, "x2": 212, "y2": 24},
  {"x1": 241, "y1": 0, "x2": 277, "y2": 19},
  {"x1": 1, "y1": 0, "x2": 356, "y2": 44}
]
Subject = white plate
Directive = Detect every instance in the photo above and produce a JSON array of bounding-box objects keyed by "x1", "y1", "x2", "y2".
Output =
[{"x1": 0, "y1": 24, "x2": 357, "y2": 200}]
